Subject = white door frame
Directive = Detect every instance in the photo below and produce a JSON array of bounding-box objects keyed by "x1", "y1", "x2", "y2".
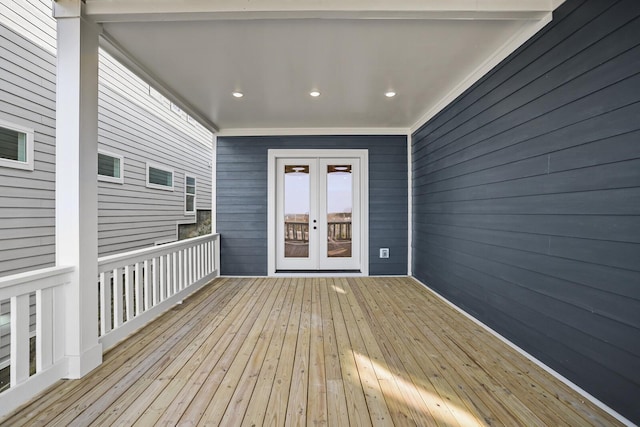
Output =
[{"x1": 268, "y1": 149, "x2": 369, "y2": 276}]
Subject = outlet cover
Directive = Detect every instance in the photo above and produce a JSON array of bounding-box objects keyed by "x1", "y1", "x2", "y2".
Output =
[{"x1": 379, "y1": 248, "x2": 389, "y2": 259}]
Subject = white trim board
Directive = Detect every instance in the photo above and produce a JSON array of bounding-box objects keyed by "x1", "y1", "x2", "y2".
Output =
[
  {"x1": 411, "y1": 277, "x2": 635, "y2": 427},
  {"x1": 0, "y1": 118, "x2": 35, "y2": 171},
  {"x1": 406, "y1": 131, "x2": 413, "y2": 277},
  {"x1": 267, "y1": 149, "x2": 369, "y2": 277},
  {"x1": 217, "y1": 127, "x2": 409, "y2": 137}
]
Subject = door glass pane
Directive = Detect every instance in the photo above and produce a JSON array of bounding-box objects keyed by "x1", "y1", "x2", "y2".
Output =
[
  {"x1": 327, "y1": 165, "x2": 352, "y2": 258},
  {"x1": 284, "y1": 165, "x2": 310, "y2": 258}
]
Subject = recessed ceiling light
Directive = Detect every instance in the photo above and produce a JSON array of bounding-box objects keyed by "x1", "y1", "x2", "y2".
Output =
[
  {"x1": 310, "y1": 91, "x2": 321, "y2": 98},
  {"x1": 232, "y1": 92, "x2": 243, "y2": 98},
  {"x1": 385, "y1": 91, "x2": 396, "y2": 98}
]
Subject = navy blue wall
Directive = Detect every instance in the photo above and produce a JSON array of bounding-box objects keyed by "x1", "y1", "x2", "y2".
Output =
[
  {"x1": 217, "y1": 135, "x2": 408, "y2": 276},
  {"x1": 412, "y1": 0, "x2": 640, "y2": 422}
]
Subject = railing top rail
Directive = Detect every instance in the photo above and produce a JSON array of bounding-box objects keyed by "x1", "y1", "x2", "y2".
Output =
[
  {"x1": 98, "y1": 233, "x2": 219, "y2": 273},
  {"x1": 0, "y1": 265, "x2": 74, "y2": 300}
]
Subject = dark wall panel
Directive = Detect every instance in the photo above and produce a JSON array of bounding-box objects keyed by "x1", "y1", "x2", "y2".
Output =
[
  {"x1": 412, "y1": 0, "x2": 640, "y2": 422},
  {"x1": 217, "y1": 135, "x2": 407, "y2": 276}
]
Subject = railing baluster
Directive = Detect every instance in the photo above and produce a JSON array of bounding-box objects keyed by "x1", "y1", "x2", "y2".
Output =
[
  {"x1": 205, "y1": 241, "x2": 211, "y2": 275},
  {"x1": 10, "y1": 293, "x2": 30, "y2": 386},
  {"x1": 177, "y1": 249, "x2": 183, "y2": 291},
  {"x1": 202, "y1": 243, "x2": 207, "y2": 278},
  {"x1": 167, "y1": 254, "x2": 173, "y2": 296},
  {"x1": 185, "y1": 247, "x2": 191, "y2": 286},
  {"x1": 125, "y1": 265, "x2": 133, "y2": 321},
  {"x1": 183, "y1": 248, "x2": 188, "y2": 289},
  {"x1": 172, "y1": 252, "x2": 178, "y2": 294},
  {"x1": 204, "y1": 243, "x2": 208, "y2": 277},
  {"x1": 36, "y1": 288, "x2": 53, "y2": 372},
  {"x1": 159, "y1": 255, "x2": 166, "y2": 302},
  {"x1": 165, "y1": 254, "x2": 172, "y2": 297},
  {"x1": 113, "y1": 268, "x2": 123, "y2": 328},
  {"x1": 196, "y1": 245, "x2": 200, "y2": 281},
  {"x1": 185, "y1": 248, "x2": 190, "y2": 287},
  {"x1": 186, "y1": 247, "x2": 192, "y2": 285},
  {"x1": 197, "y1": 244, "x2": 202, "y2": 280},
  {"x1": 135, "y1": 262, "x2": 142, "y2": 316},
  {"x1": 152, "y1": 257, "x2": 158, "y2": 305},
  {"x1": 144, "y1": 259, "x2": 151, "y2": 310}
]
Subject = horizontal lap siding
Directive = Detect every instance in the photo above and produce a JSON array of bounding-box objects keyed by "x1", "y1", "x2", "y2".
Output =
[
  {"x1": 0, "y1": 22, "x2": 56, "y2": 277},
  {"x1": 97, "y1": 73, "x2": 213, "y2": 256},
  {"x1": 217, "y1": 135, "x2": 408, "y2": 276},
  {"x1": 1, "y1": 0, "x2": 214, "y2": 266},
  {"x1": 411, "y1": 0, "x2": 640, "y2": 423}
]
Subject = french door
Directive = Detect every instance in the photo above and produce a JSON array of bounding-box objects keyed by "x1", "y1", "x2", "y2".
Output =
[{"x1": 272, "y1": 151, "x2": 365, "y2": 272}]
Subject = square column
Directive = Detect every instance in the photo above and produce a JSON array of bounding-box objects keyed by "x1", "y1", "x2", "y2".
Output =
[{"x1": 54, "y1": 0, "x2": 103, "y2": 378}]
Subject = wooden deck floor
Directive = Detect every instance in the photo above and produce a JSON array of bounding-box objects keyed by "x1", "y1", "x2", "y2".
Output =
[{"x1": 2, "y1": 277, "x2": 621, "y2": 426}]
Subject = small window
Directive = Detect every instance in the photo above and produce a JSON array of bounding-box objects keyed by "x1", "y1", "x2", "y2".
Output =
[
  {"x1": 98, "y1": 150, "x2": 124, "y2": 184},
  {"x1": 146, "y1": 162, "x2": 174, "y2": 191},
  {"x1": 185, "y1": 175, "x2": 196, "y2": 214},
  {"x1": 0, "y1": 119, "x2": 34, "y2": 171}
]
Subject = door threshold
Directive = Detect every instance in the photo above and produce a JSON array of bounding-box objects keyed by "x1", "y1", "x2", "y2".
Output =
[{"x1": 272, "y1": 270, "x2": 364, "y2": 277}]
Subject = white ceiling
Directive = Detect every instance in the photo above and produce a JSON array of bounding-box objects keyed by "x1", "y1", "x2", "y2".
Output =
[{"x1": 84, "y1": 1, "x2": 562, "y2": 134}]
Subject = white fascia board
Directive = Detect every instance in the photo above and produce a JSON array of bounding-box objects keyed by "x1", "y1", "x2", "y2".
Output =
[
  {"x1": 99, "y1": 30, "x2": 219, "y2": 134},
  {"x1": 84, "y1": 0, "x2": 557, "y2": 22}
]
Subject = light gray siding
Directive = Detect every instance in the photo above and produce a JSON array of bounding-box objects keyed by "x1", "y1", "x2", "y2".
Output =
[
  {"x1": 97, "y1": 76, "x2": 213, "y2": 256},
  {"x1": 0, "y1": 22, "x2": 56, "y2": 277},
  {"x1": 0, "y1": 0, "x2": 56, "y2": 54},
  {"x1": 0, "y1": 21, "x2": 213, "y2": 271}
]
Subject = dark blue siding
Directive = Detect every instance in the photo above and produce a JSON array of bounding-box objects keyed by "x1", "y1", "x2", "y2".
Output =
[
  {"x1": 217, "y1": 135, "x2": 408, "y2": 276},
  {"x1": 412, "y1": 0, "x2": 640, "y2": 422}
]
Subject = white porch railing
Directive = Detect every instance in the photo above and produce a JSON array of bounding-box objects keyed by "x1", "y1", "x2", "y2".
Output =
[
  {"x1": 0, "y1": 234, "x2": 219, "y2": 418},
  {"x1": 0, "y1": 266, "x2": 74, "y2": 417},
  {"x1": 97, "y1": 233, "x2": 220, "y2": 350}
]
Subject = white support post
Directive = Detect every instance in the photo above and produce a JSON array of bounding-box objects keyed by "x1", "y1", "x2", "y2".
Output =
[{"x1": 54, "y1": 0, "x2": 103, "y2": 378}]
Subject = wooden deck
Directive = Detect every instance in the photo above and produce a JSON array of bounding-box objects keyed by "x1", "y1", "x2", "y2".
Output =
[{"x1": 1, "y1": 277, "x2": 621, "y2": 426}]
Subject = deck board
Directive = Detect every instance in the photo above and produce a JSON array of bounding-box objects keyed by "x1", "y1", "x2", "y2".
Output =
[{"x1": 1, "y1": 277, "x2": 623, "y2": 426}]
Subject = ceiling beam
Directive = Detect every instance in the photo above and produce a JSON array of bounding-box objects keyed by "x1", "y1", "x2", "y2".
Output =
[{"x1": 85, "y1": 0, "x2": 560, "y2": 23}]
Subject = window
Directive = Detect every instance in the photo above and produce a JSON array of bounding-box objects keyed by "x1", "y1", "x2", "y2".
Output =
[
  {"x1": 185, "y1": 175, "x2": 196, "y2": 214},
  {"x1": 0, "y1": 119, "x2": 34, "y2": 171},
  {"x1": 97, "y1": 150, "x2": 124, "y2": 184},
  {"x1": 146, "y1": 162, "x2": 174, "y2": 190}
]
